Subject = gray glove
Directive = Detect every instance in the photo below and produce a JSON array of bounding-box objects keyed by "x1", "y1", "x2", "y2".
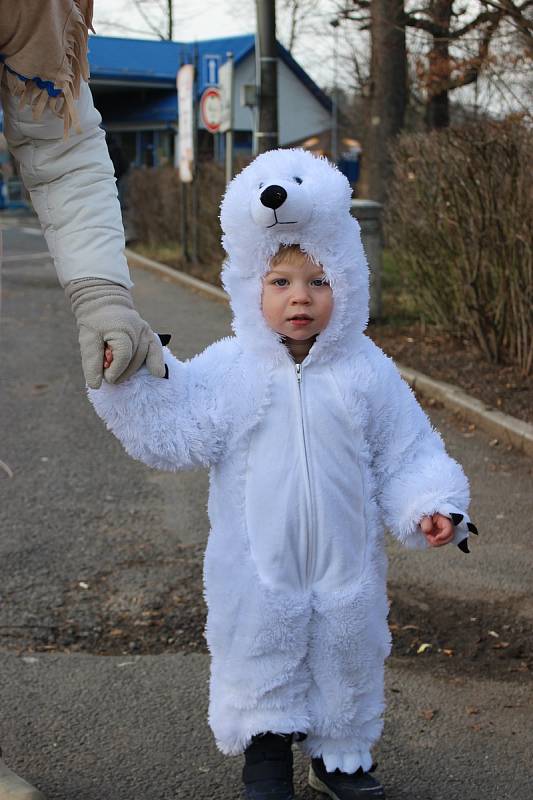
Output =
[{"x1": 65, "y1": 278, "x2": 166, "y2": 389}]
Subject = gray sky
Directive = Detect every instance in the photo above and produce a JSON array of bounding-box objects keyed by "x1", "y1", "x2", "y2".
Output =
[
  {"x1": 93, "y1": 0, "x2": 252, "y2": 42},
  {"x1": 92, "y1": 0, "x2": 342, "y2": 90}
]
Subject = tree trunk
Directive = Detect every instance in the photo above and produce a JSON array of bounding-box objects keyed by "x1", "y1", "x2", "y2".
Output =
[
  {"x1": 425, "y1": 0, "x2": 452, "y2": 128},
  {"x1": 364, "y1": 0, "x2": 407, "y2": 204}
]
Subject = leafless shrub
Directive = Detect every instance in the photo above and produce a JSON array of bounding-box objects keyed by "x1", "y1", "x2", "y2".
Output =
[
  {"x1": 386, "y1": 121, "x2": 533, "y2": 375},
  {"x1": 126, "y1": 159, "x2": 252, "y2": 286}
]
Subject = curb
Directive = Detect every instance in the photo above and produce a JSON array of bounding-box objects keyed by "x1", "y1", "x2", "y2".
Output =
[
  {"x1": 125, "y1": 248, "x2": 533, "y2": 459},
  {"x1": 399, "y1": 367, "x2": 533, "y2": 458},
  {"x1": 126, "y1": 248, "x2": 228, "y2": 304}
]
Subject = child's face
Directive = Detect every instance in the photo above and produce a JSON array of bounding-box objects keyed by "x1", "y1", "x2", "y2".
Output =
[{"x1": 261, "y1": 252, "x2": 333, "y2": 343}]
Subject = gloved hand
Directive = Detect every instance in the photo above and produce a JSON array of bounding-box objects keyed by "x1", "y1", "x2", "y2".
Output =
[{"x1": 65, "y1": 278, "x2": 166, "y2": 389}]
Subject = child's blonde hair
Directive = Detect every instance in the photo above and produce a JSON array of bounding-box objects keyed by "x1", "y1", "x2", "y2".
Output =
[{"x1": 269, "y1": 245, "x2": 308, "y2": 268}]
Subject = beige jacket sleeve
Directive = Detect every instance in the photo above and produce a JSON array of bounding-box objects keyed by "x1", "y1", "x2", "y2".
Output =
[{"x1": 1, "y1": 81, "x2": 133, "y2": 288}]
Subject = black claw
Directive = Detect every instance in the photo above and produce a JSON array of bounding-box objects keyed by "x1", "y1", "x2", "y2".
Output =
[
  {"x1": 458, "y1": 539, "x2": 470, "y2": 554},
  {"x1": 164, "y1": 364, "x2": 169, "y2": 379},
  {"x1": 467, "y1": 522, "x2": 479, "y2": 535},
  {"x1": 158, "y1": 333, "x2": 172, "y2": 346},
  {"x1": 450, "y1": 513, "x2": 464, "y2": 525}
]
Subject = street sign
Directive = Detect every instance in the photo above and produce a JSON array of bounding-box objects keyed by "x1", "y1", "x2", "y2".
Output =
[
  {"x1": 177, "y1": 64, "x2": 195, "y2": 183},
  {"x1": 200, "y1": 88, "x2": 222, "y2": 133},
  {"x1": 218, "y1": 58, "x2": 234, "y2": 134},
  {"x1": 203, "y1": 54, "x2": 220, "y2": 87}
]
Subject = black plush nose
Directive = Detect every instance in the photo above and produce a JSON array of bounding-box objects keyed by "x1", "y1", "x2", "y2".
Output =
[{"x1": 260, "y1": 184, "x2": 287, "y2": 210}]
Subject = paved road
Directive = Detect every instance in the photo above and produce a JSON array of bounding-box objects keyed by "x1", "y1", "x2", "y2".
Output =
[{"x1": 1, "y1": 219, "x2": 532, "y2": 800}]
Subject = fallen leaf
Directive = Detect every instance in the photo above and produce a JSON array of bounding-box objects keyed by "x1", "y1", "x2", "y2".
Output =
[
  {"x1": 489, "y1": 438, "x2": 499, "y2": 447},
  {"x1": 443, "y1": 648, "x2": 454, "y2": 657},
  {"x1": 492, "y1": 641, "x2": 510, "y2": 649},
  {"x1": 110, "y1": 628, "x2": 123, "y2": 637},
  {"x1": 466, "y1": 706, "x2": 480, "y2": 715},
  {"x1": 420, "y1": 708, "x2": 437, "y2": 721},
  {"x1": 508, "y1": 662, "x2": 529, "y2": 673},
  {"x1": 488, "y1": 630, "x2": 499, "y2": 638},
  {"x1": 401, "y1": 624, "x2": 420, "y2": 631},
  {"x1": 417, "y1": 643, "x2": 432, "y2": 654},
  {"x1": 0, "y1": 459, "x2": 13, "y2": 479},
  {"x1": 469, "y1": 723, "x2": 483, "y2": 732}
]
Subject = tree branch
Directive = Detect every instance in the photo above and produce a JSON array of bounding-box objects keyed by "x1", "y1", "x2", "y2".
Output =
[
  {"x1": 133, "y1": 0, "x2": 165, "y2": 40},
  {"x1": 446, "y1": 10, "x2": 505, "y2": 90}
]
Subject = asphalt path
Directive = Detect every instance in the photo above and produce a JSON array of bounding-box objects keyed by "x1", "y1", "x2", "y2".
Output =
[{"x1": 1, "y1": 219, "x2": 532, "y2": 800}]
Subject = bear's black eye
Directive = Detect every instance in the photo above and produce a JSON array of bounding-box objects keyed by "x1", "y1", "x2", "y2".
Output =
[
  {"x1": 258, "y1": 182, "x2": 264, "y2": 189},
  {"x1": 293, "y1": 176, "x2": 303, "y2": 184}
]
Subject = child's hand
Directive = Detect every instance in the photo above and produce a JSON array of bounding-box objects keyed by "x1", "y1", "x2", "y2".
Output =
[
  {"x1": 419, "y1": 513, "x2": 454, "y2": 547},
  {"x1": 103, "y1": 344, "x2": 113, "y2": 371}
]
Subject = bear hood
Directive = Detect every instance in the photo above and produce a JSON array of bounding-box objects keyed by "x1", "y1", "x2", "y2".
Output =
[{"x1": 220, "y1": 148, "x2": 370, "y2": 365}]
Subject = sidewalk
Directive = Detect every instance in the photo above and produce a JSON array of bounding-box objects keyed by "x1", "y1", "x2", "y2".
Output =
[
  {"x1": 1, "y1": 225, "x2": 532, "y2": 800},
  {"x1": 1, "y1": 652, "x2": 530, "y2": 800}
]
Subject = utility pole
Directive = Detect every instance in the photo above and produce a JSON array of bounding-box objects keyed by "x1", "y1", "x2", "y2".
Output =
[
  {"x1": 255, "y1": 0, "x2": 278, "y2": 154},
  {"x1": 330, "y1": 18, "x2": 339, "y2": 163},
  {"x1": 224, "y1": 52, "x2": 234, "y2": 185}
]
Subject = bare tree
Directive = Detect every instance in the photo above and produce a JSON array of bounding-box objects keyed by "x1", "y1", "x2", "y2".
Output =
[
  {"x1": 366, "y1": 0, "x2": 406, "y2": 202},
  {"x1": 132, "y1": 0, "x2": 174, "y2": 40},
  {"x1": 280, "y1": 0, "x2": 324, "y2": 51},
  {"x1": 96, "y1": 0, "x2": 180, "y2": 41},
  {"x1": 348, "y1": 0, "x2": 533, "y2": 129}
]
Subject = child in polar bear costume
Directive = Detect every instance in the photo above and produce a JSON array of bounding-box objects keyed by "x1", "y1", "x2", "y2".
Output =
[{"x1": 89, "y1": 149, "x2": 477, "y2": 800}]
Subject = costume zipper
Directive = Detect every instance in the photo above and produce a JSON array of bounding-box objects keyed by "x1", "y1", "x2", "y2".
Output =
[{"x1": 295, "y1": 363, "x2": 315, "y2": 585}]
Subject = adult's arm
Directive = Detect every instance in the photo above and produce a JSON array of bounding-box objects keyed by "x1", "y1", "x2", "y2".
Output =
[{"x1": 1, "y1": 82, "x2": 165, "y2": 387}]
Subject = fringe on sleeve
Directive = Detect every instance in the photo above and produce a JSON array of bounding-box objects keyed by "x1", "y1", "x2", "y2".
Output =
[{"x1": 0, "y1": 0, "x2": 94, "y2": 136}]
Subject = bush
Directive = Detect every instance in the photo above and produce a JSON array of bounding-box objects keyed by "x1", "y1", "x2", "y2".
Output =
[
  {"x1": 385, "y1": 121, "x2": 533, "y2": 375},
  {"x1": 126, "y1": 158, "x2": 250, "y2": 286}
]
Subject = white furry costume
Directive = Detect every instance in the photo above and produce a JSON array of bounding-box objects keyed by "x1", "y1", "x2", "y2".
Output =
[{"x1": 89, "y1": 149, "x2": 473, "y2": 774}]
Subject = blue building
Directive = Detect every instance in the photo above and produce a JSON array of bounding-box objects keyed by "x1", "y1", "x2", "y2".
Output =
[{"x1": 88, "y1": 34, "x2": 333, "y2": 169}]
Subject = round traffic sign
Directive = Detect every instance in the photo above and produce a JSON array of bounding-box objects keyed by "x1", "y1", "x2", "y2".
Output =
[{"x1": 200, "y1": 88, "x2": 222, "y2": 133}]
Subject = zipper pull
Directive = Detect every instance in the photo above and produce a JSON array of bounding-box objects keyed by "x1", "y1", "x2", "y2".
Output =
[{"x1": 296, "y1": 363, "x2": 302, "y2": 383}]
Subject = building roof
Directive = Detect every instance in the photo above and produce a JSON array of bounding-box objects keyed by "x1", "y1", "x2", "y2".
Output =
[{"x1": 87, "y1": 33, "x2": 331, "y2": 111}]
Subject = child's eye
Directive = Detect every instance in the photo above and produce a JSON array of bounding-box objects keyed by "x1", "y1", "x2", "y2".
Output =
[
  {"x1": 272, "y1": 278, "x2": 288, "y2": 287},
  {"x1": 311, "y1": 277, "x2": 329, "y2": 286}
]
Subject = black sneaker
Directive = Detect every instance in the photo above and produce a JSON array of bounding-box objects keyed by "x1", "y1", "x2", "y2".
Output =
[
  {"x1": 242, "y1": 732, "x2": 295, "y2": 800},
  {"x1": 309, "y1": 757, "x2": 385, "y2": 800}
]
